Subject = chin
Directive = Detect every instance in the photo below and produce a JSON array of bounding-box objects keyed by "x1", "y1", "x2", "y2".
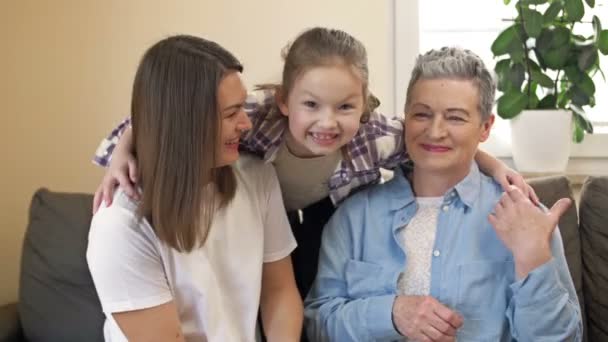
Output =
[{"x1": 216, "y1": 153, "x2": 240, "y2": 167}]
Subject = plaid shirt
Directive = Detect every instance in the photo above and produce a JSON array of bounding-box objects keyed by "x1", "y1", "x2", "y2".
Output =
[{"x1": 93, "y1": 90, "x2": 409, "y2": 205}]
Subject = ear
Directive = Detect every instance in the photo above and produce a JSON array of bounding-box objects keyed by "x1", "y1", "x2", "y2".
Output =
[
  {"x1": 479, "y1": 114, "x2": 495, "y2": 142},
  {"x1": 275, "y1": 87, "x2": 289, "y2": 117}
]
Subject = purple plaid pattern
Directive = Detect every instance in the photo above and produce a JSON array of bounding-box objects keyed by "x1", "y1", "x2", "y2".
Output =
[{"x1": 93, "y1": 90, "x2": 409, "y2": 205}]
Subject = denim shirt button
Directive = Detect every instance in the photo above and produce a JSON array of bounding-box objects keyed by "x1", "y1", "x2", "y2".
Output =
[
  {"x1": 433, "y1": 250, "x2": 441, "y2": 257},
  {"x1": 442, "y1": 205, "x2": 449, "y2": 212}
]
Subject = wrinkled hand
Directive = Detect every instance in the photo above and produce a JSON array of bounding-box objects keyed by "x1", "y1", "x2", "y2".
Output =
[
  {"x1": 92, "y1": 148, "x2": 139, "y2": 214},
  {"x1": 392, "y1": 295, "x2": 463, "y2": 342},
  {"x1": 494, "y1": 167, "x2": 539, "y2": 205},
  {"x1": 489, "y1": 186, "x2": 571, "y2": 278}
]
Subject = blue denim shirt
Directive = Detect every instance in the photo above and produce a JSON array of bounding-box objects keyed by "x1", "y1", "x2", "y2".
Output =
[{"x1": 304, "y1": 163, "x2": 582, "y2": 342}]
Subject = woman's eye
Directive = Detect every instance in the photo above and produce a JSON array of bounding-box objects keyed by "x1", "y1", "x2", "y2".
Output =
[
  {"x1": 303, "y1": 101, "x2": 317, "y2": 108},
  {"x1": 448, "y1": 116, "x2": 466, "y2": 122},
  {"x1": 413, "y1": 112, "x2": 431, "y2": 118},
  {"x1": 339, "y1": 104, "x2": 355, "y2": 110}
]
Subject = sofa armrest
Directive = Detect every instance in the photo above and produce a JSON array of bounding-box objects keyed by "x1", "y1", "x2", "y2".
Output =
[{"x1": 0, "y1": 303, "x2": 23, "y2": 342}]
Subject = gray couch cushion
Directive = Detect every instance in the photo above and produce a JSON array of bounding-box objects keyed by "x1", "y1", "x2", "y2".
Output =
[
  {"x1": 580, "y1": 176, "x2": 608, "y2": 342},
  {"x1": 19, "y1": 189, "x2": 104, "y2": 342},
  {"x1": 529, "y1": 176, "x2": 587, "y2": 342}
]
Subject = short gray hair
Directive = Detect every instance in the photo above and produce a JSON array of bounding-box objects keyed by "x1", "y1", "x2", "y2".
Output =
[{"x1": 405, "y1": 47, "x2": 496, "y2": 121}]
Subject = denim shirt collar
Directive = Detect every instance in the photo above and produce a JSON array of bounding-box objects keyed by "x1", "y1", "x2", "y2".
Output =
[{"x1": 387, "y1": 161, "x2": 482, "y2": 211}]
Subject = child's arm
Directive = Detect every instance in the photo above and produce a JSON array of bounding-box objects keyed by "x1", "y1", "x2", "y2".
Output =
[
  {"x1": 93, "y1": 117, "x2": 131, "y2": 166},
  {"x1": 475, "y1": 149, "x2": 539, "y2": 203},
  {"x1": 92, "y1": 126, "x2": 139, "y2": 214}
]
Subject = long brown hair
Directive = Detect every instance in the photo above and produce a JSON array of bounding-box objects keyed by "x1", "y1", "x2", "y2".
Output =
[
  {"x1": 257, "y1": 27, "x2": 379, "y2": 123},
  {"x1": 131, "y1": 35, "x2": 243, "y2": 252}
]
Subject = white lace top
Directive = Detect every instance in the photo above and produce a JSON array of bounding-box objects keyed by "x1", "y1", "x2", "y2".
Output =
[{"x1": 397, "y1": 196, "x2": 443, "y2": 296}]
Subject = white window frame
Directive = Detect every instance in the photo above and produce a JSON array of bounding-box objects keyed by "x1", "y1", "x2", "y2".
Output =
[{"x1": 393, "y1": 0, "x2": 608, "y2": 175}]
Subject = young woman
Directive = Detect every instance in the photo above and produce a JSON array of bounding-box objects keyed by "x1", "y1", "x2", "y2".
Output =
[{"x1": 87, "y1": 35, "x2": 302, "y2": 342}]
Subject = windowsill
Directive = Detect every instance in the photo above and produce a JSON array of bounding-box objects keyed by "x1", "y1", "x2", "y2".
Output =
[{"x1": 496, "y1": 157, "x2": 608, "y2": 180}]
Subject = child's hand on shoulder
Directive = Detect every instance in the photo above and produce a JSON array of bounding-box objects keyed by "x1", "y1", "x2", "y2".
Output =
[
  {"x1": 92, "y1": 148, "x2": 140, "y2": 214},
  {"x1": 495, "y1": 167, "x2": 540, "y2": 205}
]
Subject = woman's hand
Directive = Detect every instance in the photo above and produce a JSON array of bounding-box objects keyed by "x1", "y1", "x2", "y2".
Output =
[
  {"x1": 489, "y1": 186, "x2": 571, "y2": 279},
  {"x1": 392, "y1": 295, "x2": 462, "y2": 342}
]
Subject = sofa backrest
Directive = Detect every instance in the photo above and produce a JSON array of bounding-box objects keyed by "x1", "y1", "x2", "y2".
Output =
[
  {"x1": 529, "y1": 176, "x2": 587, "y2": 342},
  {"x1": 18, "y1": 188, "x2": 104, "y2": 341},
  {"x1": 579, "y1": 176, "x2": 608, "y2": 342}
]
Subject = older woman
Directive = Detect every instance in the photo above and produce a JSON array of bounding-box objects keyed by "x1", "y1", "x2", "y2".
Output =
[{"x1": 304, "y1": 47, "x2": 582, "y2": 341}]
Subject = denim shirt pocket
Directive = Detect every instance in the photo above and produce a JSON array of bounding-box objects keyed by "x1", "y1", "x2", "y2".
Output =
[
  {"x1": 455, "y1": 260, "x2": 514, "y2": 340},
  {"x1": 345, "y1": 259, "x2": 392, "y2": 298}
]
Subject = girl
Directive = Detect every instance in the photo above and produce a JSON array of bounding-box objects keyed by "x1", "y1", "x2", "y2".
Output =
[
  {"x1": 87, "y1": 35, "x2": 302, "y2": 341},
  {"x1": 92, "y1": 27, "x2": 536, "y2": 300}
]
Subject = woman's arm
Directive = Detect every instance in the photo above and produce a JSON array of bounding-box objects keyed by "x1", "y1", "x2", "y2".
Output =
[
  {"x1": 260, "y1": 256, "x2": 303, "y2": 342},
  {"x1": 113, "y1": 302, "x2": 185, "y2": 342}
]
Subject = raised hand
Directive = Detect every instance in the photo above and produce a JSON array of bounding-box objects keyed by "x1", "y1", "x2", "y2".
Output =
[{"x1": 488, "y1": 185, "x2": 571, "y2": 279}]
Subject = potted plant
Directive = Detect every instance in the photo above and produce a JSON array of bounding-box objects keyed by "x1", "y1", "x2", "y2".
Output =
[{"x1": 491, "y1": 0, "x2": 608, "y2": 172}]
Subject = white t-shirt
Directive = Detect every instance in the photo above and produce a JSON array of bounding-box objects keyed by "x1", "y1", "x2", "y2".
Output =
[
  {"x1": 397, "y1": 196, "x2": 443, "y2": 296},
  {"x1": 87, "y1": 156, "x2": 297, "y2": 342}
]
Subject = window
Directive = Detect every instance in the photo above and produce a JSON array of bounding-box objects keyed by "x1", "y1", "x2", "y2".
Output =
[{"x1": 398, "y1": 0, "x2": 608, "y2": 161}]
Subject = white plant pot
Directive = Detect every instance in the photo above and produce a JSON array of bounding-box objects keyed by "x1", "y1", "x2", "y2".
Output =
[{"x1": 510, "y1": 109, "x2": 572, "y2": 173}]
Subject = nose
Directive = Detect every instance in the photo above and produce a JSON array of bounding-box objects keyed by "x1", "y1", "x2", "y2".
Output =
[
  {"x1": 428, "y1": 116, "x2": 447, "y2": 139},
  {"x1": 317, "y1": 108, "x2": 338, "y2": 129},
  {"x1": 237, "y1": 110, "x2": 252, "y2": 132}
]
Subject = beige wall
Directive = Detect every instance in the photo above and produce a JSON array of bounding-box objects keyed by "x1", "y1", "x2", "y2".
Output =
[{"x1": 0, "y1": 0, "x2": 418, "y2": 304}]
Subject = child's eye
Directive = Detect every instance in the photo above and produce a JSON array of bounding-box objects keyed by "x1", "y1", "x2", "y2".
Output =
[
  {"x1": 339, "y1": 104, "x2": 355, "y2": 111},
  {"x1": 303, "y1": 101, "x2": 317, "y2": 109}
]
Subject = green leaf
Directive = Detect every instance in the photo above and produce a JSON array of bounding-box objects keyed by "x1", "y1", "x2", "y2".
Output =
[
  {"x1": 537, "y1": 28, "x2": 554, "y2": 51},
  {"x1": 571, "y1": 105, "x2": 594, "y2": 133},
  {"x1": 504, "y1": 0, "x2": 511, "y2": 4},
  {"x1": 538, "y1": 94, "x2": 557, "y2": 108},
  {"x1": 573, "y1": 122, "x2": 585, "y2": 143},
  {"x1": 533, "y1": 48, "x2": 548, "y2": 69},
  {"x1": 522, "y1": 8, "x2": 544, "y2": 38},
  {"x1": 509, "y1": 48, "x2": 526, "y2": 63},
  {"x1": 585, "y1": 0, "x2": 595, "y2": 8},
  {"x1": 543, "y1": 2, "x2": 562, "y2": 24},
  {"x1": 528, "y1": 92, "x2": 540, "y2": 109},
  {"x1": 542, "y1": 45, "x2": 571, "y2": 69},
  {"x1": 521, "y1": 0, "x2": 548, "y2": 5},
  {"x1": 565, "y1": 65, "x2": 583, "y2": 83},
  {"x1": 495, "y1": 59, "x2": 511, "y2": 74},
  {"x1": 537, "y1": 27, "x2": 570, "y2": 52},
  {"x1": 593, "y1": 16, "x2": 602, "y2": 42},
  {"x1": 578, "y1": 45, "x2": 599, "y2": 71},
  {"x1": 576, "y1": 73, "x2": 596, "y2": 96},
  {"x1": 494, "y1": 59, "x2": 512, "y2": 92},
  {"x1": 570, "y1": 85, "x2": 591, "y2": 106},
  {"x1": 531, "y1": 69, "x2": 554, "y2": 88},
  {"x1": 564, "y1": 0, "x2": 585, "y2": 22},
  {"x1": 599, "y1": 30, "x2": 608, "y2": 55},
  {"x1": 492, "y1": 25, "x2": 520, "y2": 56},
  {"x1": 497, "y1": 91, "x2": 528, "y2": 119},
  {"x1": 558, "y1": 88, "x2": 570, "y2": 108},
  {"x1": 508, "y1": 63, "x2": 526, "y2": 89}
]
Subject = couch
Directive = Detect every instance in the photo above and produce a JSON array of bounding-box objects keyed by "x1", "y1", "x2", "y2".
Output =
[{"x1": 0, "y1": 176, "x2": 607, "y2": 342}]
